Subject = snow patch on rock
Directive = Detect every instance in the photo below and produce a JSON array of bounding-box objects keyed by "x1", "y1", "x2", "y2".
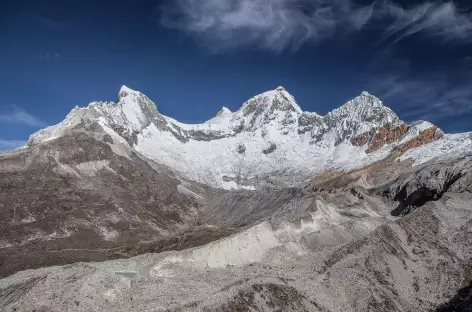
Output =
[
  {"x1": 399, "y1": 132, "x2": 472, "y2": 165},
  {"x1": 75, "y1": 160, "x2": 111, "y2": 176},
  {"x1": 399, "y1": 121, "x2": 435, "y2": 144}
]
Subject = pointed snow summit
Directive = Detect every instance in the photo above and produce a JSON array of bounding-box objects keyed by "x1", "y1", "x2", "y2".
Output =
[
  {"x1": 118, "y1": 85, "x2": 138, "y2": 98},
  {"x1": 216, "y1": 107, "x2": 231, "y2": 116}
]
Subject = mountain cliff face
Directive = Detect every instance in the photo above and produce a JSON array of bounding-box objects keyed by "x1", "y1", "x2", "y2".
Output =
[{"x1": 26, "y1": 86, "x2": 449, "y2": 190}]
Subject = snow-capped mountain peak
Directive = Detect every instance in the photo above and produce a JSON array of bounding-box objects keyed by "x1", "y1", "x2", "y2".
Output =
[
  {"x1": 322, "y1": 91, "x2": 399, "y2": 141},
  {"x1": 237, "y1": 87, "x2": 302, "y2": 113},
  {"x1": 115, "y1": 85, "x2": 161, "y2": 132},
  {"x1": 334, "y1": 91, "x2": 385, "y2": 112},
  {"x1": 276, "y1": 85, "x2": 286, "y2": 91},
  {"x1": 26, "y1": 85, "x2": 447, "y2": 190},
  {"x1": 118, "y1": 85, "x2": 139, "y2": 99},
  {"x1": 355, "y1": 91, "x2": 383, "y2": 107},
  {"x1": 216, "y1": 106, "x2": 231, "y2": 116}
]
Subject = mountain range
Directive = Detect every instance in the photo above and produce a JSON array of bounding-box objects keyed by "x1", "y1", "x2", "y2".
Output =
[
  {"x1": 1, "y1": 86, "x2": 471, "y2": 312},
  {"x1": 27, "y1": 86, "x2": 468, "y2": 189}
]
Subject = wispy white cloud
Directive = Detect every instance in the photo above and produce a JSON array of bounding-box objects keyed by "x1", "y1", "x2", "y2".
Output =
[
  {"x1": 161, "y1": 0, "x2": 362, "y2": 52},
  {"x1": 0, "y1": 140, "x2": 26, "y2": 151},
  {"x1": 160, "y1": 0, "x2": 472, "y2": 52},
  {"x1": 366, "y1": 57, "x2": 472, "y2": 125},
  {"x1": 349, "y1": 3, "x2": 374, "y2": 30},
  {"x1": 381, "y1": 1, "x2": 472, "y2": 43},
  {"x1": 0, "y1": 105, "x2": 46, "y2": 127}
]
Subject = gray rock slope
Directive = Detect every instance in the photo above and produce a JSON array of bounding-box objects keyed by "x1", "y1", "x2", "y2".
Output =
[
  {"x1": 0, "y1": 122, "x2": 212, "y2": 277},
  {"x1": 0, "y1": 193, "x2": 470, "y2": 311},
  {"x1": 0, "y1": 124, "x2": 388, "y2": 278},
  {"x1": 1, "y1": 146, "x2": 471, "y2": 311}
]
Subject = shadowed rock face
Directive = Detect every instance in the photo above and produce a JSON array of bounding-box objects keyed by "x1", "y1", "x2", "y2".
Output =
[
  {"x1": 379, "y1": 157, "x2": 472, "y2": 216},
  {"x1": 202, "y1": 283, "x2": 321, "y2": 312},
  {"x1": 436, "y1": 282, "x2": 472, "y2": 312}
]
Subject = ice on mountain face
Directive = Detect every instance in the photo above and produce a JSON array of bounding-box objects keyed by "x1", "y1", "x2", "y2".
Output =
[
  {"x1": 26, "y1": 86, "x2": 448, "y2": 189},
  {"x1": 399, "y1": 132, "x2": 472, "y2": 165},
  {"x1": 116, "y1": 86, "x2": 162, "y2": 131}
]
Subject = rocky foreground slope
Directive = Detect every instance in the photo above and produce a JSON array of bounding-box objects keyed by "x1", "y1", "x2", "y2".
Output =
[
  {"x1": 1, "y1": 156, "x2": 471, "y2": 312},
  {"x1": 1, "y1": 86, "x2": 472, "y2": 311}
]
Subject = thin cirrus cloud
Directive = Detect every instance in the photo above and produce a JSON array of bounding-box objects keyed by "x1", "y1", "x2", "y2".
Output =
[
  {"x1": 374, "y1": 75, "x2": 472, "y2": 121},
  {"x1": 366, "y1": 57, "x2": 472, "y2": 127},
  {"x1": 0, "y1": 105, "x2": 46, "y2": 127},
  {"x1": 160, "y1": 0, "x2": 472, "y2": 52},
  {"x1": 381, "y1": 1, "x2": 472, "y2": 43}
]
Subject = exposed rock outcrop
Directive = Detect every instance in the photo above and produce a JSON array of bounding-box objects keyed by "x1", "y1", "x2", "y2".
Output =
[
  {"x1": 351, "y1": 123, "x2": 409, "y2": 153},
  {"x1": 394, "y1": 125, "x2": 443, "y2": 153}
]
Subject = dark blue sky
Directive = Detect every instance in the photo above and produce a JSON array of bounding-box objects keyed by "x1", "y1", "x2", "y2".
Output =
[{"x1": 1, "y1": 0, "x2": 471, "y2": 150}]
